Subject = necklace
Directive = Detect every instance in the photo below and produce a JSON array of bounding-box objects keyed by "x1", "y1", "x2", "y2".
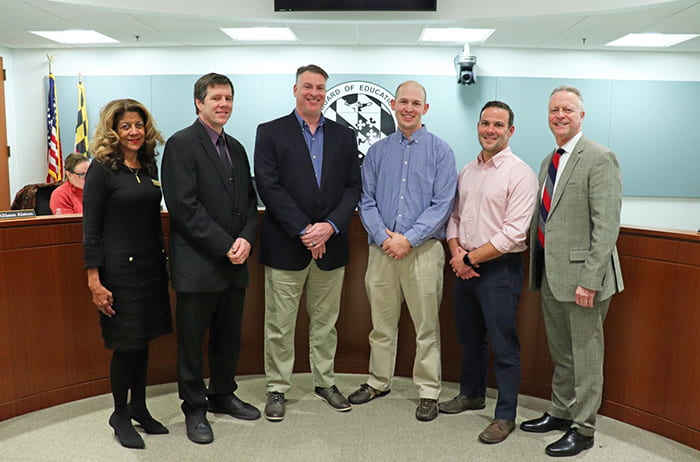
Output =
[{"x1": 126, "y1": 166, "x2": 141, "y2": 183}]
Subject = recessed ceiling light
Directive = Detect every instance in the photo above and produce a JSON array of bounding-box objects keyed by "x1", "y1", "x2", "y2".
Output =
[
  {"x1": 419, "y1": 28, "x2": 495, "y2": 44},
  {"x1": 221, "y1": 27, "x2": 298, "y2": 42},
  {"x1": 30, "y1": 30, "x2": 118, "y2": 44},
  {"x1": 606, "y1": 33, "x2": 699, "y2": 48}
]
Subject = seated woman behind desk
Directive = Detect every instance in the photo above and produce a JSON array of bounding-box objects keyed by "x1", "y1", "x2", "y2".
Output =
[{"x1": 49, "y1": 153, "x2": 88, "y2": 214}]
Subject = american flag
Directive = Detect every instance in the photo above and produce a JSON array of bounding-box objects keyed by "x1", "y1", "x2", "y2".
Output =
[{"x1": 46, "y1": 73, "x2": 63, "y2": 182}]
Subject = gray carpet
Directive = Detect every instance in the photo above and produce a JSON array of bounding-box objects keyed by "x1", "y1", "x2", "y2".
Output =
[{"x1": 1, "y1": 373, "x2": 698, "y2": 462}]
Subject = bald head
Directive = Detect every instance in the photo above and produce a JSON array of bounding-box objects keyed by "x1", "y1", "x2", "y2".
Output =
[{"x1": 395, "y1": 80, "x2": 427, "y2": 103}]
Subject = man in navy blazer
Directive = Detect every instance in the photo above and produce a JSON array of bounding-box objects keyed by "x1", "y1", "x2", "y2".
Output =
[
  {"x1": 254, "y1": 64, "x2": 361, "y2": 421},
  {"x1": 162, "y1": 73, "x2": 260, "y2": 444}
]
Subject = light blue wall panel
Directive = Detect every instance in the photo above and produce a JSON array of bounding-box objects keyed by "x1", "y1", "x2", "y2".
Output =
[
  {"x1": 609, "y1": 80, "x2": 700, "y2": 198},
  {"x1": 226, "y1": 74, "x2": 266, "y2": 154},
  {"x1": 259, "y1": 74, "x2": 296, "y2": 125},
  {"x1": 150, "y1": 75, "x2": 197, "y2": 142},
  {"x1": 415, "y1": 75, "x2": 497, "y2": 169},
  {"x1": 56, "y1": 75, "x2": 151, "y2": 155},
  {"x1": 495, "y1": 77, "x2": 614, "y2": 173},
  {"x1": 54, "y1": 74, "x2": 699, "y2": 198}
]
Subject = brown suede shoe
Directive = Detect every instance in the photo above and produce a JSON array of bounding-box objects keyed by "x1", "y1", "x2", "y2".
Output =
[
  {"x1": 438, "y1": 395, "x2": 485, "y2": 414},
  {"x1": 478, "y1": 419, "x2": 515, "y2": 444}
]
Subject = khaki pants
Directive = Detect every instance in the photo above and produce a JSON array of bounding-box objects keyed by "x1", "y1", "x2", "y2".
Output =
[
  {"x1": 264, "y1": 262, "x2": 345, "y2": 393},
  {"x1": 541, "y1": 272, "x2": 610, "y2": 436},
  {"x1": 364, "y1": 240, "x2": 444, "y2": 400}
]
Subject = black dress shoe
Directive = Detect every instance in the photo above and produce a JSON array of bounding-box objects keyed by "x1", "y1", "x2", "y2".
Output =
[
  {"x1": 545, "y1": 428, "x2": 594, "y2": 457},
  {"x1": 185, "y1": 413, "x2": 213, "y2": 444},
  {"x1": 208, "y1": 394, "x2": 261, "y2": 420},
  {"x1": 520, "y1": 413, "x2": 573, "y2": 433},
  {"x1": 314, "y1": 385, "x2": 352, "y2": 411}
]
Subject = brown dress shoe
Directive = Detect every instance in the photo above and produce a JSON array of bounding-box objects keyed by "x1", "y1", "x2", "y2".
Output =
[
  {"x1": 348, "y1": 383, "x2": 390, "y2": 405},
  {"x1": 479, "y1": 419, "x2": 515, "y2": 444},
  {"x1": 264, "y1": 392, "x2": 286, "y2": 421},
  {"x1": 438, "y1": 395, "x2": 485, "y2": 414}
]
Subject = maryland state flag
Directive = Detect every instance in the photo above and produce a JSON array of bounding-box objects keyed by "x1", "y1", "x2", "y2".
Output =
[
  {"x1": 46, "y1": 73, "x2": 63, "y2": 182},
  {"x1": 75, "y1": 80, "x2": 89, "y2": 157}
]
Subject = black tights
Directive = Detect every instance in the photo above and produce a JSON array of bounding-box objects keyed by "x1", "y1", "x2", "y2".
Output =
[
  {"x1": 110, "y1": 347, "x2": 149, "y2": 415},
  {"x1": 109, "y1": 345, "x2": 167, "y2": 442}
]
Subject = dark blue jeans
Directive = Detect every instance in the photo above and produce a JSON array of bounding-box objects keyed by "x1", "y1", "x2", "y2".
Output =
[{"x1": 453, "y1": 254, "x2": 523, "y2": 420}]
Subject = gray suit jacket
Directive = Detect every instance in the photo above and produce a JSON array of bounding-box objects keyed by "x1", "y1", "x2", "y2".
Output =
[{"x1": 529, "y1": 135, "x2": 624, "y2": 301}]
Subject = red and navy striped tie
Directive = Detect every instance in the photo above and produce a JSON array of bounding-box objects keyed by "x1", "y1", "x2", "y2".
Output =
[{"x1": 537, "y1": 148, "x2": 565, "y2": 248}]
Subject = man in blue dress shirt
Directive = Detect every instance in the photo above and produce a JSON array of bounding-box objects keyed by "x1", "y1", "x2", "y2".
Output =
[{"x1": 349, "y1": 80, "x2": 457, "y2": 422}]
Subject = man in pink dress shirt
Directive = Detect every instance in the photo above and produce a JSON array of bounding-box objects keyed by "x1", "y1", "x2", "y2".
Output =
[{"x1": 439, "y1": 101, "x2": 538, "y2": 444}]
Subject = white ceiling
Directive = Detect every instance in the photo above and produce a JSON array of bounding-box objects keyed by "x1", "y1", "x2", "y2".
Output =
[{"x1": 1, "y1": 0, "x2": 699, "y2": 52}]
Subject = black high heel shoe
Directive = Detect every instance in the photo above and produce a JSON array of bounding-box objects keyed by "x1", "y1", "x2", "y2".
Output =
[
  {"x1": 109, "y1": 411, "x2": 145, "y2": 449},
  {"x1": 128, "y1": 404, "x2": 169, "y2": 434}
]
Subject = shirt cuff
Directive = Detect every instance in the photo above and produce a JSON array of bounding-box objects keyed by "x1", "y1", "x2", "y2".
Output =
[
  {"x1": 327, "y1": 219, "x2": 339, "y2": 234},
  {"x1": 404, "y1": 230, "x2": 420, "y2": 248}
]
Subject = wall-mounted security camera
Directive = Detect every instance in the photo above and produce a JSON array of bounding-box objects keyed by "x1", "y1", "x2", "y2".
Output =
[{"x1": 454, "y1": 44, "x2": 477, "y2": 85}]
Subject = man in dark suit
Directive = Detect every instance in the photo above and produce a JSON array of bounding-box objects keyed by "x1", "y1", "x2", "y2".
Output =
[
  {"x1": 521, "y1": 85, "x2": 624, "y2": 457},
  {"x1": 254, "y1": 64, "x2": 361, "y2": 421},
  {"x1": 162, "y1": 73, "x2": 260, "y2": 444}
]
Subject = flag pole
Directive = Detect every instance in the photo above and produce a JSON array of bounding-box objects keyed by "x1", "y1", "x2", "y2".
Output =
[
  {"x1": 75, "y1": 73, "x2": 89, "y2": 158},
  {"x1": 46, "y1": 55, "x2": 63, "y2": 183}
]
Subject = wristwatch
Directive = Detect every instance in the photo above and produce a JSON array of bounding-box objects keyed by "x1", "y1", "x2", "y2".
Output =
[{"x1": 462, "y1": 251, "x2": 474, "y2": 268}]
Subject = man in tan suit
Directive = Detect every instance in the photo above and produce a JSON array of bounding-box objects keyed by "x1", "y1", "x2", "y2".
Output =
[{"x1": 521, "y1": 85, "x2": 624, "y2": 457}]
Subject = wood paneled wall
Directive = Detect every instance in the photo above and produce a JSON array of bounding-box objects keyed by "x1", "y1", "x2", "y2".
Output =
[{"x1": 0, "y1": 215, "x2": 698, "y2": 449}]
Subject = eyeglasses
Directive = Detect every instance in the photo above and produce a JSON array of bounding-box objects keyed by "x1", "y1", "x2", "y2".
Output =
[{"x1": 69, "y1": 171, "x2": 87, "y2": 177}]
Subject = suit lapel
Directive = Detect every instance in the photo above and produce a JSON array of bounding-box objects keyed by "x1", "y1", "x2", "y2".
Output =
[
  {"x1": 193, "y1": 121, "x2": 236, "y2": 201},
  {"x1": 284, "y1": 113, "x2": 320, "y2": 193},
  {"x1": 319, "y1": 122, "x2": 336, "y2": 193},
  {"x1": 550, "y1": 136, "x2": 586, "y2": 214}
]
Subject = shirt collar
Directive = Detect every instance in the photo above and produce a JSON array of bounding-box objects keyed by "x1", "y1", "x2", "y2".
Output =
[
  {"x1": 478, "y1": 146, "x2": 512, "y2": 167},
  {"x1": 294, "y1": 109, "x2": 325, "y2": 131},
  {"x1": 198, "y1": 117, "x2": 224, "y2": 147},
  {"x1": 396, "y1": 125, "x2": 427, "y2": 144},
  {"x1": 559, "y1": 131, "x2": 583, "y2": 155}
]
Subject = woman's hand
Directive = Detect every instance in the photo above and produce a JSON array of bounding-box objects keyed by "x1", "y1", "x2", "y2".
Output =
[
  {"x1": 90, "y1": 283, "x2": 115, "y2": 316},
  {"x1": 87, "y1": 268, "x2": 114, "y2": 316}
]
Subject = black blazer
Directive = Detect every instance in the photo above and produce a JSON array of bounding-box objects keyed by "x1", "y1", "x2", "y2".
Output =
[
  {"x1": 162, "y1": 119, "x2": 258, "y2": 293},
  {"x1": 254, "y1": 111, "x2": 361, "y2": 271}
]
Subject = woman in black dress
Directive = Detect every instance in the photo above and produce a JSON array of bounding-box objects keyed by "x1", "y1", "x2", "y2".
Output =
[{"x1": 83, "y1": 99, "x2": 173, "y2": 449}]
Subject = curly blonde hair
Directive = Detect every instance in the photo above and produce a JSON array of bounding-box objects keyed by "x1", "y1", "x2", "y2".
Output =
[{"x1": 90, "y1": 99, "x2": 164, "y2": 176}]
